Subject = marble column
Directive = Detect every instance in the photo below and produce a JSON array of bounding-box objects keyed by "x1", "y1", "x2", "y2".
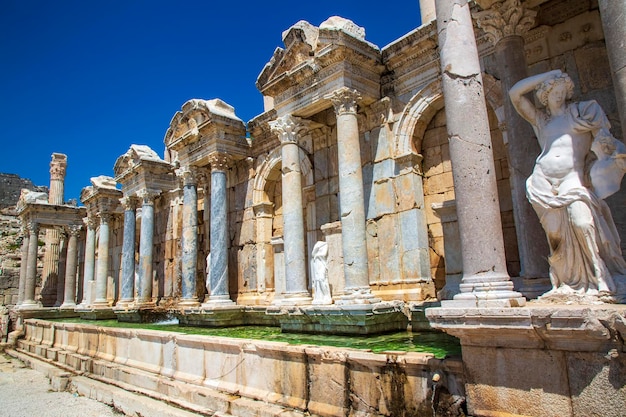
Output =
[
  {"x1": 41, "y1": 153, "x2": 67, "y2": 306},
  {"x1": 177, "y1": 166, "x2": 201, "y2": 307},
  {"x1": 22, "y1": 221, "x2": 40, "y2": 308},
  {"x1": 60, "y1": 225, "x2": 81, "y2": 308},
  {"x1": 17, "y1": 224, "x2": 30, "y2": 305},
  {"x1": 92, "y1": 213, "x2": 112, "y2": 307},
  {"x1": 54, "y1": 232, "x2": 67, "y2": 307},
  {"x1": 598, "y1": 0, "x2": 626, "y2": 136},
  {"x1": 270, "y1": 115, "x2": 311, "y2": 303},
  {"x1": 475, "y1": 0, "x2": 550, "y2": 298},
  {"x1": 204, "y1": 153, "x2": 233, "y2": 305},
  {"x1": 326, "y1": 87, "x2": 377, "y2": 303},
  {"x1": 78, "y1": 216, "x2": 97, "y2": 307},
  {"x1": 435, "y1": 0, "x2": 524, "y2": 305},
  {"x1": 116, "y1": 197, "x2": 137, "y2": 308},
  {"x1": 136, "y1": 189, "x2": 159, "y2": 306}
]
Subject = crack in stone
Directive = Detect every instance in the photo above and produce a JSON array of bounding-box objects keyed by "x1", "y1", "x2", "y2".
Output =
[{"x1": 449, "y1": 135, "x2": 490, "y2": 149}]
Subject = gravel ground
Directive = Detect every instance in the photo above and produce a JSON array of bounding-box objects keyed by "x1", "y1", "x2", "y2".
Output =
[{"x1": 0, "y1": 353, "x2": 122, "y2": 417}]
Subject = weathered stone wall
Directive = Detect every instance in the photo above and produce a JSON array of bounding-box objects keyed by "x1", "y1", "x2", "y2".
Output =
[{"x1": 0, "y1": 173, "x2": 48, "y2": 209}]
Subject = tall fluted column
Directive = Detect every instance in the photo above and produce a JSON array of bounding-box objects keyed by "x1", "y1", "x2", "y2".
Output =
[
  {"x1": 326, "y1": 87, "x2": 377, "y2": 303},
  {"x1": 270, "y1": 114, "x2": 311, "y2": 303},
  {"x1": 22, "y1": 221, "x2": 40, "y2": 307},
  {"x1": 41, "y1": 153, "x2": 67, "y2": 306},
  {"x1": 598, "y1": 0, "x2": 626, "y2": 136},
  {"x1": 17, "y1": 224, "x2": 30, "y2": 305},
  {"x1": 475, "y1": 0, "x2": 550, "y2": 298},
  {"x1": 435, "y1": 0, "x2": 524, "y2": 305},
  {"x1": 93, "y1": 212, "x2": 112, "y2": 307},
  {"x1": 78, "y1": 216, "x2": 97, "y2": 307},
  {"x1": 60, "y1": 225, "x2": 81, "y2": 308},
  {"x1": 177, "y1": 166, "x2": 201, "y2": 307},
  {"x1": 204, "y1": 153, "x2": 233, "y2": 305},
  {"x1": 116, "y1": 197, "x2": 137, "y2": 308},
  {"x1": 136, "y1": 190, "x2": 159, "y2": 306}
]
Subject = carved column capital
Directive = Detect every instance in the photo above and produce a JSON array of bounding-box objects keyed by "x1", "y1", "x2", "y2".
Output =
[
  {"x1": 120, "y1": 195, "x2": 138, "y2": 211},
  {"x1": 269, "y1": 114, "x2": 309, "y2": 145},
  {"x1": 27, "y1": 220, "x2": 39, "y2": 235},
  {"x1": 175, "y1": 165, "x2": 200, "y2": 186},
  {"x1": 208, "y1": 153, "x2": 232, "y2": 172},
  {"x1": 475, "y1": 0, "x2": 537, "y2": 44},
  {"x1": 85, "y1": 214, "x2": 98, "y2": 229},
  {"x1": 252, "y1": 201, "x2": 274, "y2": 218},
  {"x1": 65, "y1": 224, "x2": 82, "y2": 237},
  {"x1": 49, "y1": 154, "x2": 68, "y2": 181},
  {"x1": 99, "y1": 212, "x2": 113, "y2": 225},
  {"x1": 137, "y1": 189, "x2": 160, "y2": 206},
  {"x1": 326, "y1": 87, "x2": 362, "y2": 116}
]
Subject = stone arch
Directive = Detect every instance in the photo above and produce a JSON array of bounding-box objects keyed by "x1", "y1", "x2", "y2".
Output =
[{"x1": 394, "y1": 78, "x2": 444, "y2": 157}]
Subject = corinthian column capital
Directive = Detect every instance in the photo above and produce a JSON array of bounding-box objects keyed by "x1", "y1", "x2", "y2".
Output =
[
  {"x1": 49, "y1": 153, "x2": 68, "y2": 181},
  {"x1": 120, "y1": 195, "x2": 138, "y2": 211},
  {"x1": 475, "y1": 0, "x2": 536, "y2": 44},
  {"x1": 208, "y1": 153, "x2": 232, "y2": 172},
  {"x1": 326, "y1": 87, "x2": 362, "y2": 116},
  {"x1": 175, "y1": 165, "x2": 200, "y2": 186},
  {"x1": 269, "y1": 114, "x2": 309, "y2": 145}
]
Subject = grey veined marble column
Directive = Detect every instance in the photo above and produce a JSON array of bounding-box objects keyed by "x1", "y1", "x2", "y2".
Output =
[
  {"x1": 78, "y1": 216, "x2": 97, "y2": 307},
  {"x1": 475, "y1": 0, "x2": 550, "y2": 298},
  {"x1": 93, "y1": 213, "x2": 112, "y2": 307},
  {"x1": 435, "y1": 0, "x2": 524, "y2": 306},
  {"x1": 61, "y1": 225, "x2": 81, "y2": 308},
  {"x1": 598, "y1": 0, "x2": 626, "y2": 136},
  {"x1": 116, "y1": 196, "x2": 137, "y2": 308},
  {"x1": 326, "y1": 87, "x2": 378, "y2": 304},
  {"x1": 177, "y1": 166, "x2": 200, "y2": 307},
  {"x1": 204, "y1": 153, "x2": 233, "y2": 305},
  {"x1": 17, "y1": 224, "x2": 30, "y2": 305},
  {"x1": 22, "y1": 220, "x2": 40, "y2": 308},
  {"x1": 270, "y1": 115, "x2": 311, "y2": 303},
  {"x1": 136, "y1": 190, "x2": 159, "y2": 306}
]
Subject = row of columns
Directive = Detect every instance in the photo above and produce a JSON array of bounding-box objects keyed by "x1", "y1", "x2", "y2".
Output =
[{"x1": 17, "y1": 221, "x2": 82, "y2": 309}]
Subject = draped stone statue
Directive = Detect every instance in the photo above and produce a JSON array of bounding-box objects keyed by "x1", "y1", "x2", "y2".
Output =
[
  {"x1": 311, "y1": 241, "x2": 332, "y2": 305},
  {"x1": 205, "y1": 252, "x2": 211, "y2": 295},
  {"x1": 509, "y1": 70, "x2": 626, "y2": 302}
]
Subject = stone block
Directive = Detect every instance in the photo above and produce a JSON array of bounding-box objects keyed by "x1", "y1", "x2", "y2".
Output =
[
  {"x1": 360, "y1": 131, "x2": 372, "y2": 164},
  {"x1": 377, "y1": 215, "x2": 400, "y2": 283},
  {"x1": 369, "y1": 178, "x2": 395, "y2": 219},
  {"x1": 423, "y1": 145, "x2": 444, "y2": 177},
  {"x1": 547, "y1": 11, "x2": 604, "y2": 57}
]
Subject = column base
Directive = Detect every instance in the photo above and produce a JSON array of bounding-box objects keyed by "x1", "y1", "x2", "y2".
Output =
[
  {"x1": 177, "y1": 298, "x2": 201, "y2": 309},
  {"x1": 512, "y1": 276, "x2": 552, "y2": 300},
  {"x1": 18, "y1": 301, "x2": 42, "y2": 310},
  {"x1": 177, "y1": 304, "x2": 245, "y2": 327},
  {"x1": 112, "y1": 299, "x2": 135, "y2": 312},
  {"x1": 201, "y1": 295, "x2": 235, "y2": 307},
  {"x1": 334, "y1": 287, "x2": 381, "y2": 305},
  {"x1": 272, "y1": 292, "x2": 312, "y2": 306},
  {"x1": 59, "y1": 302, "x2": 76, "y2": 310},
  {"x1": 90, "y1": 300, "x2": 111, "y2": 309}
]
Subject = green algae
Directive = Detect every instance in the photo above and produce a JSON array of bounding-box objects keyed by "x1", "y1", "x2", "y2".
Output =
[{"x1": 49, "y1": 319, "x2": 461, "y2": 359}]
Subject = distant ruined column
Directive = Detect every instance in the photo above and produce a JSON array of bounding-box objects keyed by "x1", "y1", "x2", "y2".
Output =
[
  {"x1": 203, "y1": 153, "x2": 233, "y2": 305},
  {"x1": 136, "y1": 189, "x2": 159, "y2": 306},
  {"x1": 326, "y1": 87, "x2": 378, "y2": 304},
  {"x1": 41, "y1": 153, "x2": 67, "y2": 306},
  {"x1": 475, "y1": 0, "x2": 550, "y2": 298},
  {"x1": 22, "y1": 220, "x2": 40, "y2": 308},
  {"x1": 78, "y1": 215, "x2": 97, "y2": 307},
  {"x1": 60, "y1": 225, "x2": 81, "y2": 308},
  {"x1": 270, "y1": 114, "x2": 312, "y2": 304},
  {"x1": 435, "y1": 0, "x2": 524, "y2": 306},
  {"x1": 116, "y1": 196, "x2": 137, "y2": 308},
  {"x1": 177, "y1": 166, "x2": 201, "y2": 307},
  {"x1": 17, "y1": 224, "x2": 30, "y2": 305}
]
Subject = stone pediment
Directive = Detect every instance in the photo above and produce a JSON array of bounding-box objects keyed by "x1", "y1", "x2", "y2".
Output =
[
  {"x1": 114, "y1": 144, "x2": 175, "y2": 196},
  {"x1": 256, "y1": 16, "x2": 384, "y2": 118},
  {"x1": 163, "y1": 98, "x2": 248, "y2": 167},
  {"x1": 113, "y1": 145, "x2": 167, "y2": 178}
]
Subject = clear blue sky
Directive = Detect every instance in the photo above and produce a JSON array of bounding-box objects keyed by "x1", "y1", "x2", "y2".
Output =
[{"x1": 1, "y1": 1, "x2": 421, "y2": 203}]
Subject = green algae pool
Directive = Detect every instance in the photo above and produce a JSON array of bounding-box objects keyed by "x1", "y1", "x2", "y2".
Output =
[{"x1": 48, "y1": 318, "x2": 461, "y2": 359}]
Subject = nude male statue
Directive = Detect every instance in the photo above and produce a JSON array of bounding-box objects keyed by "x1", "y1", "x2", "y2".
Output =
[{"x1": 509, "y1": 70, "x2": 626, "y2": 301}]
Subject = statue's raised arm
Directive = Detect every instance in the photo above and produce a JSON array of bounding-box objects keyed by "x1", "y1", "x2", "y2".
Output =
[{"x1": 508, "y1": 70, "x2": 626, "y2": 303}]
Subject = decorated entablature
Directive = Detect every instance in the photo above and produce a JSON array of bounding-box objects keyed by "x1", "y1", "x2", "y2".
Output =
[
  {"x1": 256, "y1": 16, "x2": 386, "y2": 118},
  {"x1": 113, "y1": 144, "x2": 176, "y2": 197},
  {"x1": 79, "y1": 175, "x2": 123, "y2": 215},
  {"x1": 163, "y1": 98, "x2": 249, "y2": 168}
]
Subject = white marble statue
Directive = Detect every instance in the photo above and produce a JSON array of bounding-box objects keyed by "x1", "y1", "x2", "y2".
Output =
[
  {"x1": 509, "y1": 70, "x2": 626, "y2": 301},
  {"x1": 311, "y1": 241, "x2": 332, "y2": 305}
]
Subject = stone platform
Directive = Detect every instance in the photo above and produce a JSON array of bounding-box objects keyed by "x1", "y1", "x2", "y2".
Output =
[
  {"x1": 267, "y1": 301, "x2": 409, "y2": 335},
  {"x1": 15, "y1": 307, "x2": 80, "y2": 320},
  {"x1": 426, "y1": 302, "x2": 626, "y2": 417},
  {"x1": 14, "y1": 318, "x2": 466, "y2": 417},
  {"x1": 75, "y1": 307, "x2": 117, "y2": 320}
]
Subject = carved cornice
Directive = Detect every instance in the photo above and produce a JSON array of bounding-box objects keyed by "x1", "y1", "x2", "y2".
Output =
[
  {"x1": 269, "y1": 114, "x2": 310, "y2": 145},
  {"x1": 474, "y1": 0, "x2": 537, "y2": 44},
  {"x1": 326, "y1": 87, "x2": 361, "y2": 116}
]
